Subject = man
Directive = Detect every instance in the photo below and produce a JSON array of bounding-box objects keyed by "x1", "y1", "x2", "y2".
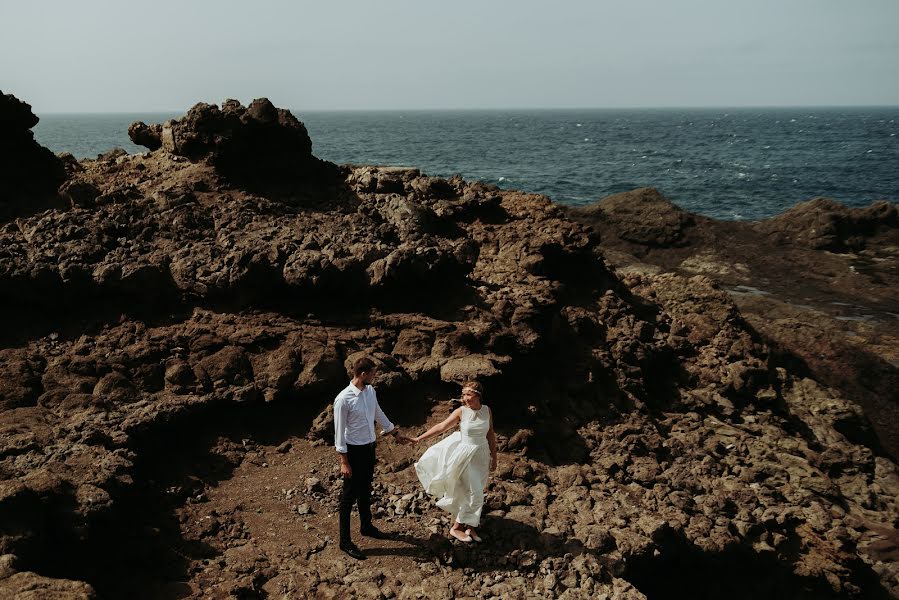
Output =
[{"x1": 334, "y1": 356, "x2": 409, "y2": 559}]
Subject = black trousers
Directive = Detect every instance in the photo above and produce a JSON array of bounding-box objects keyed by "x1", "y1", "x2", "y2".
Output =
[{"x1": 339, "y1": 442, "x2": 376, "y2": 543}]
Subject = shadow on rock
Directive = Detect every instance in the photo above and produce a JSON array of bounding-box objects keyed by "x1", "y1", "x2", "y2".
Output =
[
  {"x1": 420, "y1": 515, "x2": 588, "y2": 573},
  {"x1": 622, "y1": 527, "x2": 892, "y2": 600}
]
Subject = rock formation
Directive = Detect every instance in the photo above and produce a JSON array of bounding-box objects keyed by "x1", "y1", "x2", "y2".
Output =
[
  {"x1": 0, "y1": 92, "x2": 67, "y2": 221},
  {"x1": 569, "y1": 189, "x2": 899, "y2": 459},
  {"x1": 128, "y1": 98, "x2": 338, "y2": 190},
  {"x1": 755, "y1": 198, "x2": 899, "y2": 253},
  {"x1": 0, "y1": 99, "x2": 897, "y2": 599}
]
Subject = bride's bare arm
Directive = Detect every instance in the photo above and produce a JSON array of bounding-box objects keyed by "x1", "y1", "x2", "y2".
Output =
[{"x1": 413, "y1": 407, "x2": 463, "y2": 443}]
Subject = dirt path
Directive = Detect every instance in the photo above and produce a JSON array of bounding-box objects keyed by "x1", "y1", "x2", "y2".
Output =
[{"x1": 171, "y1": 403, "x2": 522, "y2": 599}]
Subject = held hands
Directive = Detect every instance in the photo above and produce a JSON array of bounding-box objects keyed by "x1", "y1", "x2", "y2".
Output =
[
  {"x1": 384, "y1": 429, "x2": 415, "y2": 445},
  {"x1": 490, "y1": 455, "x2": 497, "y2": 472},
  {"x1": 388, "y1": 429, "x2": 415, "y2": 445}
]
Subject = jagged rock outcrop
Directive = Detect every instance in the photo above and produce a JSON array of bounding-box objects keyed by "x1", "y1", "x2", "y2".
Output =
[
  {"x1": 126, "y1": 121, "x2": 162, "y2": 151},
  {"x1": 0, "y1": 92, "x2": 67, "y2": 221},
  {"x1": 755, "y1": 198, "x2": 899, "y2": 252},
  {"x1": 128, "y1": 98, "x2": 337, "y2": 186},
  {"x1": 569, "y1": 187, "x2": 899, "y2": 258},
  {"x1": 569, "y1": 188, "x2": 899, "y2": 462},
  {"x1": 570, "y1": 187, "x2": 704, "y2": 250}
]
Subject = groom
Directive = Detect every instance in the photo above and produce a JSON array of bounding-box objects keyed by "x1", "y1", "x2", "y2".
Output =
[{"x1": 333, "y1": 356, "x2": 409, "y2": 559}]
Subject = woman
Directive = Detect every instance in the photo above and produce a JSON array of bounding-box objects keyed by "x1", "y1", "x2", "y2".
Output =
[{"x1": 412, "y1": 381, "x2": 496, "y2": 542}]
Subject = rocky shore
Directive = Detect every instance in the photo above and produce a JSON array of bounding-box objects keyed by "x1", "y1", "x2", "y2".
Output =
[
  {"x1": 568, "y1": 188, "x2": 899, "y2": 458},
  {"x1": 0, "y1": 92, "x2": 897, "y2": 599}
]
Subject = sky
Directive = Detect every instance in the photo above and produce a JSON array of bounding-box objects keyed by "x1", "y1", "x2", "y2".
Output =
[{"x1": 2, "y1": 0, "x2": 899, "y2": 113}]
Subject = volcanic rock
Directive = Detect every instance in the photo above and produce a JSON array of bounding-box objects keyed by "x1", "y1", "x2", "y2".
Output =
[
  {"x1": 127, "y1": 121, "x2": 162, "y2": 151},
  {"x1": 0, "y1": 92, "x2": 67, "y2": 221},
  {"x1": 0, "y1": 98, "x2": 896, "y2": 599},
  {"x1": 570, "y1": 188, "x2": 899, "y2": 460},
  {"x1": 755, "y1": 197, "x2": 899, "y2": 252},
  {"x1": 572, "y1": 187, "x2": 701, "y2": 250},
  {"x1": 129, "y1": 98, "x2": 337, "y2": 188}
]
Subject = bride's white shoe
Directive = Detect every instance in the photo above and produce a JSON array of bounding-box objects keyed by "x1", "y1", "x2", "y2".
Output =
[
  {"x1": 450, "y1": 528, "x2": 472, "y2": 542},
  {"x1": 466, "y1": 528, "x2": 482, "y2": 542}
]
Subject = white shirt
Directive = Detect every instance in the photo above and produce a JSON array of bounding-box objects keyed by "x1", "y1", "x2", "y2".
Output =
[{"x1": 333, "y1": 382, "x2": 396, "y2": 453}]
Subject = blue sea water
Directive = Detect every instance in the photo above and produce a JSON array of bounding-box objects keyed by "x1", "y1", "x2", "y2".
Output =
[{"x1": 33, "y1": 108, "x2": 899, "y2": 221}]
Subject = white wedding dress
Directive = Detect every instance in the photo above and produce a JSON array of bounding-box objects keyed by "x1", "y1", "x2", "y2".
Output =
[{"x1": 415, "y1": 404, "x2": 491, "y2": 527}]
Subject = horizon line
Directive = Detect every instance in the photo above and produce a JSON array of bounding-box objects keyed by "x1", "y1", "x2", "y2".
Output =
[{"x1": 36, "y1": 103, "x2": 899, "y2": 115}]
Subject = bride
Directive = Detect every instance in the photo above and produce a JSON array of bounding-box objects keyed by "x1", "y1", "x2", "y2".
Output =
[{"x1": 412, "y1": 381, "x2": 496, "y2": 542}]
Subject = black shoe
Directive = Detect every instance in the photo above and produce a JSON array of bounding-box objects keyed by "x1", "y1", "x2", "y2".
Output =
[
  {"x1": 360, "y1": 525, "x2": 391, "y2": 540},
  {"x1": 339, "y1": 541, "x2": 366, "y2": 560}
]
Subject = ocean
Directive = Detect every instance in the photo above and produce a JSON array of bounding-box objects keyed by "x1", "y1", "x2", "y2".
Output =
[{"x1": 33, "y1": 108, "x2": 898, "y2": 221}]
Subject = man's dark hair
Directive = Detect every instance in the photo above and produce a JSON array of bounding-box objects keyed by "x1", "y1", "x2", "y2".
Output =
[{"x1": 353, "y1": 356, "x2": 377, "y2": 376}]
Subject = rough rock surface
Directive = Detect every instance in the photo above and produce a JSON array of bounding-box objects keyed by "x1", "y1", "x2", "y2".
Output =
[
  {"x1": 755, "y1": 198, "x2": 899, "y2": 253},
  {"x1": 0, "y1": 102, "x2": 897, "y2": 599},
  {"x1": 570, "y1": 188, "x2": 899, "y2": 459},
  {"x1": 128, "y1": 98, "x2": 338, "y2": 188},
  {"x1": 574, "y1": 187, "x2": 700, "y2": 249},
  {"x1": 0, "y1": 92, "x2": 67, "y2": 221}
]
